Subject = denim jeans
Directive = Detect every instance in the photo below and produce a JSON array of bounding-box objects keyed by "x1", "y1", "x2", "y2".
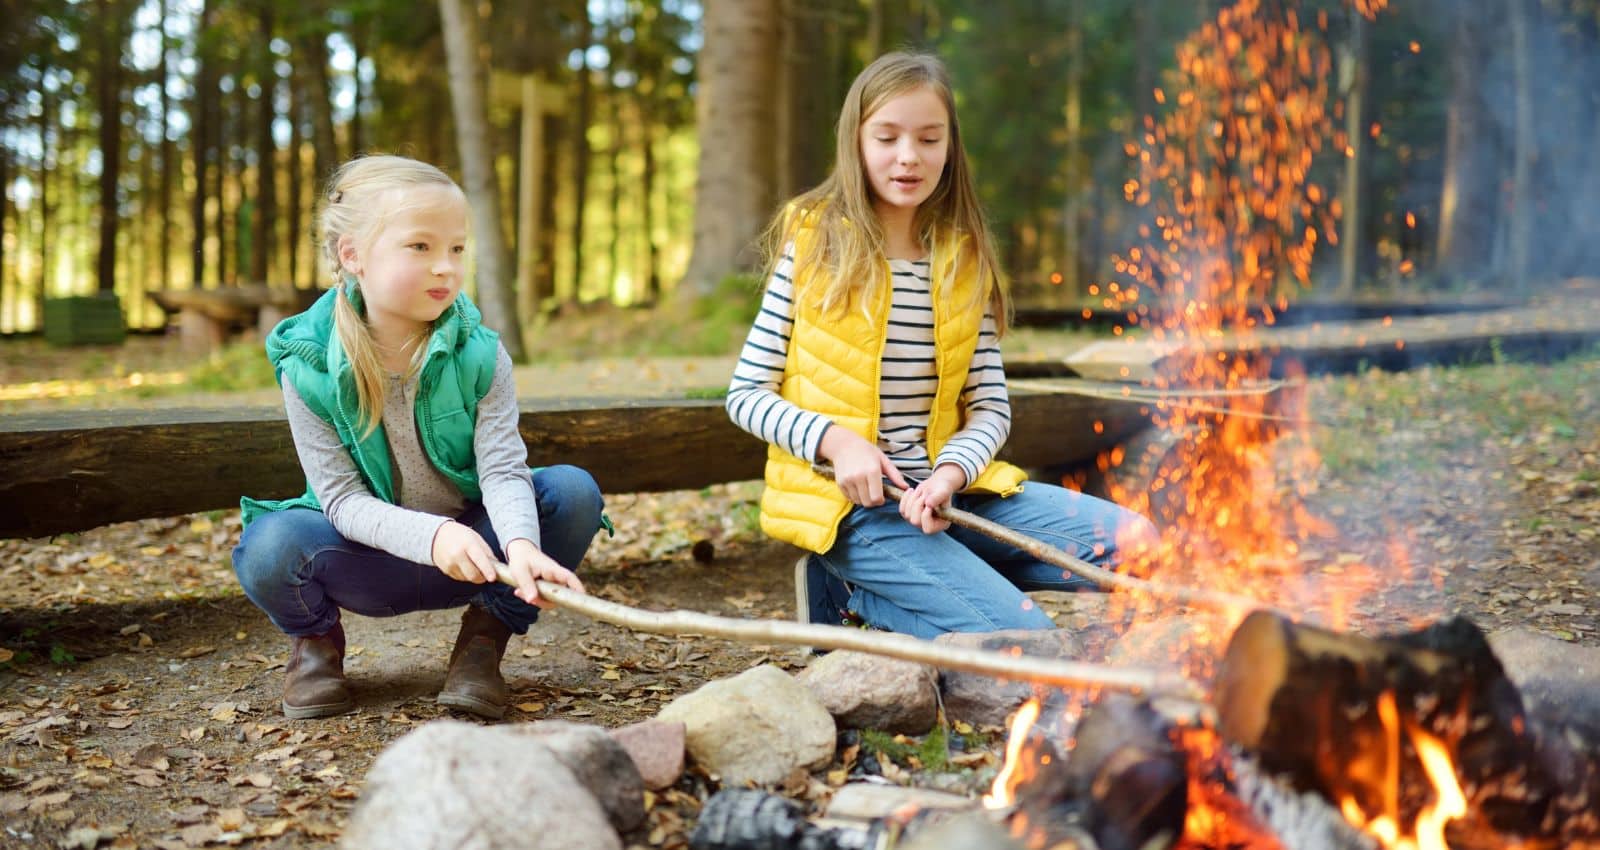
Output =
[
  {"x1": 811, "y1": 481, "x2": 1157, "y2": 639},
  {"x1": 232, "y1": 465, "x2": 604, "y2": 637}
]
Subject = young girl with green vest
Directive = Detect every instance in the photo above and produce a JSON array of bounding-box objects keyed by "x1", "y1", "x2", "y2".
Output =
[
  {"x1": 233, "y1": 155, "x2": 602, "y2": 720},
  {"x1": 726, "y1": 52, "x2": 1157, "y2": 639}
]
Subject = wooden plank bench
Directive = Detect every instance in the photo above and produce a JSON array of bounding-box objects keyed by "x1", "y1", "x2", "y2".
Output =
[
  {"x1": 0, "y1": 382, "x2": 1189, "y2": 539},
  {"x1": 147, "y1": 285, "x2": 324, "y2": 350}
]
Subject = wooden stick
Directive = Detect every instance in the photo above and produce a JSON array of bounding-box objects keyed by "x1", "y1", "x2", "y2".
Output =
[
  {"x1": 812, "y1": 463, "x2": 1283, "y2": 619},
  {"x1": 493, "y1": 566, "x2": 1205, "y2": 702}
]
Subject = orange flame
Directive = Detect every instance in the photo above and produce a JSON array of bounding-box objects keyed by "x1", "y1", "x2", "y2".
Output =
[
  {"x1": 1337, "y1": 692, "x2": 1467, "y2": 849},
  {"x1": 983, "y1": 698, "x2": 1043, "y2": 809}
]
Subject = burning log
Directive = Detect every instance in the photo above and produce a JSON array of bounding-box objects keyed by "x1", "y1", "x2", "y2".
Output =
[{"x1": 1214, "y1": 611, "x2": 1600, "y2": 847}]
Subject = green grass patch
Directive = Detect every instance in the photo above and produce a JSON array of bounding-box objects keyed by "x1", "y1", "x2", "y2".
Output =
[
  {"x1": 861, "y1": 723, "x2": 950, "y2": 773},
  {"x1": 524, "y1": 274, "x2": 764, "y2": 363}
]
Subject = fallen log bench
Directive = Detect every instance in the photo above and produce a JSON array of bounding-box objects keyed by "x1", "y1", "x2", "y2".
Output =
[
  {"x1": 147, "y1": 285, "x2": 323, "y2": 350},
  {"x1": 0, "y1": 380, "x2": 1234, "y2": 539}
]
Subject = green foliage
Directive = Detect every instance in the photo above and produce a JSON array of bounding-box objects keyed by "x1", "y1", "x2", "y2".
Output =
[
  {"x1": 860, "y1": 723, "x2": 950, "y2": 773},
  {"x1": 180, "y1": 343, "x2": 278, "y2": 394},
  {"x1": 48, "y1": 642, "x2": 75, "y2": 666}
]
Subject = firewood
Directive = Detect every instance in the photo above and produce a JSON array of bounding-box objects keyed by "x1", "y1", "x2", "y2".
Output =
[{"x1": 1213, "y1": 610, "x2": 1600, "y2": 846}]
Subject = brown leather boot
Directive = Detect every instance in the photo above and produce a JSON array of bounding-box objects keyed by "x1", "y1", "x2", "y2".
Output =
[
  {"x1": 281, "y1": 622, "x2": 354, "y2": 719},
  {"x1": 437, "y1": 605, "x2": 513, "y2": 719}
]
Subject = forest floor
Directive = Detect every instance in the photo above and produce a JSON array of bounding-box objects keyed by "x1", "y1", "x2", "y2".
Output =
[{"x1": 1, "y1": 318, "x2": 1598, "y2": 849}]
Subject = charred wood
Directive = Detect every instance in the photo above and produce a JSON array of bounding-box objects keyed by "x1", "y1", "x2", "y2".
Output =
[{"x1": 1214, "y1": 611, "x2": 1600, "y2": 846}]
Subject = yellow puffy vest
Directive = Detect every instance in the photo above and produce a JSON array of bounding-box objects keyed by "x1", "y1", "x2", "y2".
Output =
[{"x1": 759, "y1": 227, "x2": 1027, "y2": 553}]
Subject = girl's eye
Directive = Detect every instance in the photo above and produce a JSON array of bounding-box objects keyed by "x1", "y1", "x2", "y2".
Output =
[
  {"x1": 409, "y1": 243, "x2": 429, "y2": 251},
  {"x1": 922, "y1": 138, "x2": 941, "y2": 145},
  {"x1": 451, "y1": 246, "x2": 466, "y2": 255},
  {"x1": 875, "y1": 137, "x2": 895, "y2": 143}
]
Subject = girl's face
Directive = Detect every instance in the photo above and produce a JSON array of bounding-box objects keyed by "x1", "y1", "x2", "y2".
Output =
[
  {"x1": 858, "y1": 85, "x2": 949, "y2": 220},
  {"x1": 340, "y1": 185, "x2": 469, "y2": 342}
]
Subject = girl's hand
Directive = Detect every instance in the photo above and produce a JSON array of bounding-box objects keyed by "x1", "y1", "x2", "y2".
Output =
[
  {"x1": 820, "y1": 427, "x2": 909, "y2": 506},
  {"x1": 504, "y1": 538, "x2": 585, "y2": 608},
  {"x1": 431, "y1": 521, "x2": 500, "y2": 584},
  {"x1": 900, "y1": 464, "x2": 965, "y2": 534}
]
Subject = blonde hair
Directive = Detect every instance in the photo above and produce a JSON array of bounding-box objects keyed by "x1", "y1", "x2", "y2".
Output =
[
  {"x1": 317, "y1": 154, "x2": 465, "y2": 437},
  {"x1": 759, "y1": 51, "x2": 1009, "y2": 333}
]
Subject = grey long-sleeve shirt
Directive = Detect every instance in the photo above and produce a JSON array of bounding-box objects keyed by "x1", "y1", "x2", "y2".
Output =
[{"x1": 282, "y1": 345, "x2": 539, "y2": 565}]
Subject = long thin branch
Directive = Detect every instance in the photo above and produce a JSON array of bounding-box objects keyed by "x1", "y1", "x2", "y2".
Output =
[
  {"x1": 495, "y1": 567, "x2": 1206, "y2": 702},
  {"x1": 813, "y1": 463, "x2": 1286, "y2": 620}
]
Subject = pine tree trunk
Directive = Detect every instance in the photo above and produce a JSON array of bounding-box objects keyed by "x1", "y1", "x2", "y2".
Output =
[
  {"x1": 191, "y1": 0, "x2": 215, "y2": 287},
  {"x1": 158, "y1": 0, "x2": 173, "y2": 290},
  {"x1": 95, "y1": 0, "x2": 125, "y2": 296},
  {"x1": 1505, "y1": 0, "x2": 1534, "y2": 292},
  {"x1": 286, "y1": 73, "x2": 303, "y2": 286},
  {"x1": 1338, "y1": 9, "x2": 1370, "y2": 296},
  {"x1": 438, "y1": 0, "x2": 526, "y2": 359},
  {"x1": 1435, "y1": 10, "x2": 1496, "y2": 283},
  {"x1": 253, "y1": 0, "x2": 277, "y2": 284},
  {"x1": 680, "y1": 0, "x2": 780, "y2": 297},
  {"x1": 516, "y1": 74, "x2": 545, "y2": 323},
  {"x1": 567, "y1": 7, "x2": 593, "y2": 303},
  {"x1": 1062, "y1": 0, "x2": 1084, "y2": 303},
  {"x1": 640, "y1": 111, "x2": 659, "y2": 304},
  {"x1": 38, "y1": 84, "x2": 52, "y2": 312}
]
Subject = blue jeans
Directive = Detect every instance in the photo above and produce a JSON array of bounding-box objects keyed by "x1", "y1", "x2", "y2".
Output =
[
  {"x1": 232, "y1": 465, "x2": 604, "y2": 637},
  {"x1": 811, "y1": 482, "x2": 1157, "y2": 639}
]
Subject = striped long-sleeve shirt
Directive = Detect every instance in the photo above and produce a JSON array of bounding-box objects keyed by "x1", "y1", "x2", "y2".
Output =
[{"x1": 725, "y1": 251, "x2": 1011, "y2": 487}]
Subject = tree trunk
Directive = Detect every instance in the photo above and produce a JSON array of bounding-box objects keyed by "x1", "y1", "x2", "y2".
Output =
[
  {"x1": 287, "y1": 70, "x2": 304, "y2": 287},
  {"x1": 437, "y1": 0, "x2": 526, "y2": 359},
  {"x1": 1062, "y1": 0, "x2": 1084, "y2": 303},
  {"x1": 775, "y1": 0, "x2": 830, "y2": 201},
  {"x1": 537, "y1": 111, "x2": 562, "y2": 309},
  {"x1": 37, "y1": 84, "x2": 52, "y2": 311},
  {"x1": 639, "y1": 109, "x2": 659, "y2": 304},
  {"x1": 253, "y1": 0, "x2": 277, "y2": 284},
  {"x1": 158, "y1": 0, "x2": 173, "y2": 290},
  {"x1": 1435, "y1": 10, "x2": 1496, "y2": 283},
  {"x1": 1505, "y1": 0, "x2": 1534, "y2": 293},
  {"x1": 349, "y1": 21, "x2": 365, "y2": 156},
  {"x1": 567, "y1": 7, "x2": 593, "y2": 303},
  {"x1": 680, "y1": 0, "x2": 780, "y2": 296},
  {"x1": 95, "y1": 0, "x2": 125, "y2": 296},
  {"x1": 191, "y1": 0, "x2": 215, "y2": 287},
  {"x1": 296, "y1": 14, "x2": 340, "y2": 187},
  {"x1": 516, "y1": 74, "x2": 545, "y2": 323},
  {"x1": 1338, "y1": 9, "x2": 1370, "y2": 296},
  {"x1": 0, "y1": 146, "x2": 9, "y2": 329}
]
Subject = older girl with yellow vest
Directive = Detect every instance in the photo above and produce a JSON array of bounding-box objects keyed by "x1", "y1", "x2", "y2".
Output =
[
  {"x1": 233, "y1": 156, "x2": 602, "y2": 720},
  {"x1": 726, "y1": 53, "x2": 1156, "y2": 639}
]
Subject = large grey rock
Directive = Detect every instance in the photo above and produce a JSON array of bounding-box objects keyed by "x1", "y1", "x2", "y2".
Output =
[
  {"x1": 657, "y1": 664, "x2": 836, "y2": 786},
  {"x1": 1488, "y1": 627, "x2": 1600, "y2": 729},
  {"x1": 342, "y1": 720, "x2": 620, "y2": 850},
  {"x1": 797, "y1": 651, "x2": 938, "y2": 734},
  {"x1": 934, "y1": 629, "x2": 1085, "y2": 728},
  {"x1": 512, "y1": 720, "x2": 645, "y2": 832}
]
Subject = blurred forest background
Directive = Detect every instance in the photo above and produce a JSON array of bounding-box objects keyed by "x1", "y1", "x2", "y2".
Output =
[{"x1": 3, "y1": 0, "x2": 1600, "y2": 360}]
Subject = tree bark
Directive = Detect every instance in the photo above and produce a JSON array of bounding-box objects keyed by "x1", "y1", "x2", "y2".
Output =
[
  {"x1": 190, "y1": 0, "x2": 215, "y2": 285},
  {"x1": 566, "y1": 5, "x2": 593, "y2": 303},
  {"x1": 1337, "y1": 9, "x2": 1370, "y2": 296},
  {"x1": 1435, "y1": 10, "x2": 1496, "y2": 282},
  {"x1": 680, "y1": 0, "x2": 781, "y2": 296},
  {"x1": 516, "y1": 74, "x2": 545, "y2": 323},
  {"x1": 157, "y1": 0, "x2": 173, "y2": 290},
  {"x1": 253, "y1": 0, "x2": 277, "y2": 284},
  {"x1": 286, "y1": 68, "x2": 304, "y2": 286},
  {"x1": 298, "y1": 23, "x2": 340, "y2": 187},
  {"x1": 95, "y1": 0, "x2": 126, "y2": 295},
  {"x1": 1505, "y1": 0, "x2": 1534, "y2": 292},
  {"x1": 1062, "y1": 0, "x2": 1084, "y2": 302},
  {"x1": 438, "y1": 0, "x2": 527, "y2": 359}
]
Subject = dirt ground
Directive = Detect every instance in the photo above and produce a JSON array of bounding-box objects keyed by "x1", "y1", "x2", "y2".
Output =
[{"x1": 3, "y1": 336, "x2": 1599, "y2": 849}]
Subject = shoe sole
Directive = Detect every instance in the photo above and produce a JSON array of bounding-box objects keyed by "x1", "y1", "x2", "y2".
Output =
[
  {"x1": 282, "y1": 697, "x2": 354, "y2": 720},
  {"x1": 437, "y1": 693, "x2": 506, "y2": 720}
]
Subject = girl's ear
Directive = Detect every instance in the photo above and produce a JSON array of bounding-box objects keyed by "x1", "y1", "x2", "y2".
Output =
[{"x1": 336, "y1": 235, "x2": 362, "y2": 276}]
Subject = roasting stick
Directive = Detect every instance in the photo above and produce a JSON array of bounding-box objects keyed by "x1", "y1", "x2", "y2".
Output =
[
  {"x1": 811, "y1": 463, "x2": 1288, "y2": 621},
  {"x1": 490, "y1": 565, "x2": 1206, "y2": 702}
]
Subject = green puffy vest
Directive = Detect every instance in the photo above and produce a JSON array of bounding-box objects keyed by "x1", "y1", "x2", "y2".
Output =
[{"x1": 239, "y1": 287, "x2": 501, "y2": 528}]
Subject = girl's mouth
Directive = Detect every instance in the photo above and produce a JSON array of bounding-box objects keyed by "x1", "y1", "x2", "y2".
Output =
[
  {"x1": 426, "y1": 288, "x2": 453, "y2": 301},
  {"x1": 891, "y1": 176, "x2": 922, "y2": 188}
]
